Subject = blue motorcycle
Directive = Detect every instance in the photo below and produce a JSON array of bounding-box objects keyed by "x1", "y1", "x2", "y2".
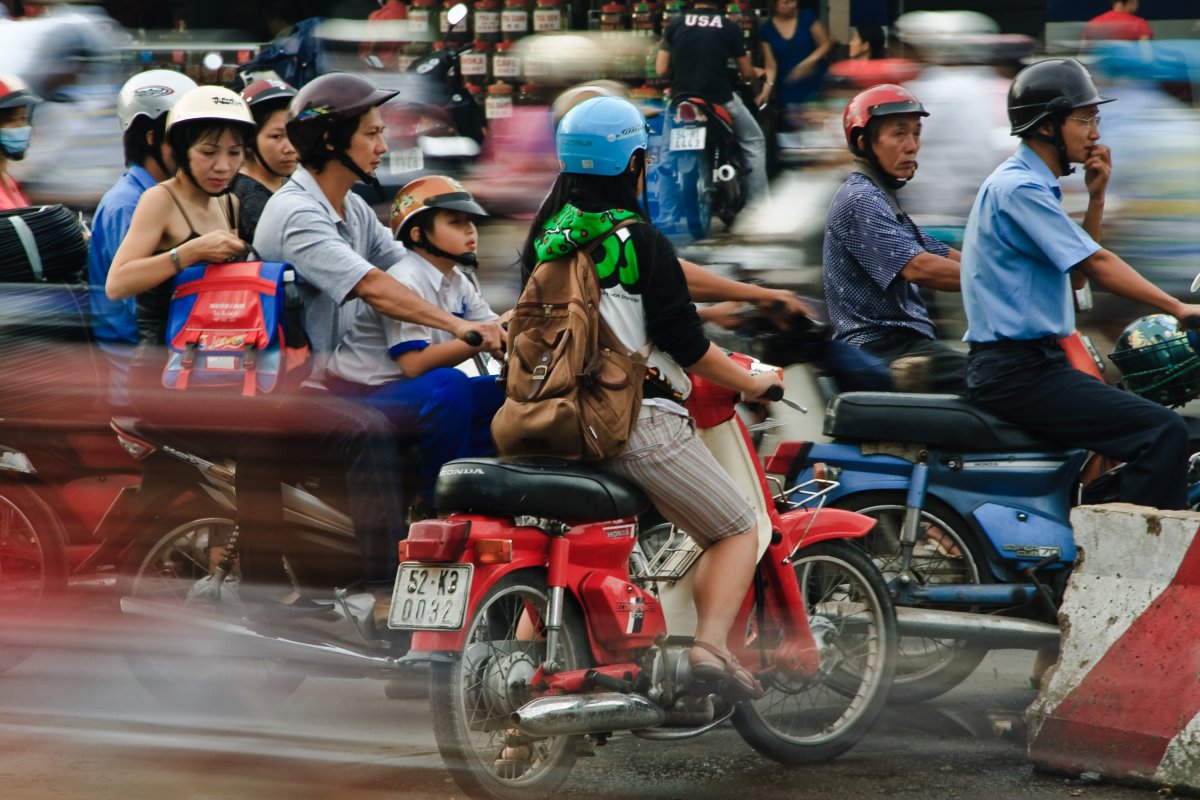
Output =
[{"x1": 770, "y1": 316, "x2": 1200, "y2": 703}]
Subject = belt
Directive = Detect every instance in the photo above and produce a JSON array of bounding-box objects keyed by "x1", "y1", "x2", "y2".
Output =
[{"x1": 969, "y1": 336, "x2": 1060, "y2": 352}]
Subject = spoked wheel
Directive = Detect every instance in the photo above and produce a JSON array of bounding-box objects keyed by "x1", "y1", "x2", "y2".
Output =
[
  {"x1": 0, "y1": 483, "x2": 67, "y2": 674},
  {"x1": 733, "y1": 541, "x2": 896, "y2": 764},
  {"x1": 431, "y1": 570, "x2": 590, "y2": 800},
  {"x1": 836, "y1": 492, "x2": 991, "y2": 704},
  {"x1": 120, "y1": 501, "x2": 305, "y2": 709}
]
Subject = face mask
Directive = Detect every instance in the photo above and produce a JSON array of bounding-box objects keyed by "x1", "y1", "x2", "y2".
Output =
[{"x1": 0, "y1": 126, "x2": 32, "y2": 159}]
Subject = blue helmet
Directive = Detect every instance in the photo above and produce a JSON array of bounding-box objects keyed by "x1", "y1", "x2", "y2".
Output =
[{"x1": 556, "y1": 95, "x2": 648, "y2": 177}]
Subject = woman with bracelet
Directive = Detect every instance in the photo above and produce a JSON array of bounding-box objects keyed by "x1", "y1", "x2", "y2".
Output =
[{"x1": 105, "y1": 85, "x2": 254, "y2": 393}]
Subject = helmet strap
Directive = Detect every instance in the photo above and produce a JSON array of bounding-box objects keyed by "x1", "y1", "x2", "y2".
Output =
[
  {"x1": 179, "y1": 163, "x2": 234, "y2": 198},
  {"x1": 147, "y1": 131, "x2": 172, "y2": 181},
  {"x1": 334, "y1": 149, "x2": 386, "y2": 202},
  {"x1": 409, "y1": 236, "x2": 479, "y2": 268},
  {"x1": 1028, "y1": 120, "x2": 1074, "y2": 176}
]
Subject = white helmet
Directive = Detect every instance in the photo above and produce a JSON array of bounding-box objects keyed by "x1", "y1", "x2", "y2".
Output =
[
  {"x1": 116, "y1": 70, "x2": 198, "y2": 132},
  {"x1": 165, "y1": 85, "x2": 255, "y2": 134}
]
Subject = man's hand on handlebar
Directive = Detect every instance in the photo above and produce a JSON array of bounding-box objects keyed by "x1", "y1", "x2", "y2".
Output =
[
  {"x1": 457, "y1": 319, "x2": 506, "y2": 356},
  {"x1": 752, "y1": 288, "x2": 812, "y2": 322}
]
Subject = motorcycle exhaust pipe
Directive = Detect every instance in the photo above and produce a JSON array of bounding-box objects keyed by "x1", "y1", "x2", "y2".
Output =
[
  {"x1": 714, "y1": 163, "x2": 737, "y2": 183},
  {"x1": 512, "y1": 692, "x2": 666, "y2": 737},
  {"x1": 119, "y1": 596, "x2": 407, "y2": 675},
  {"x1": 895, "y1": 606, "x2": 1060, "y2": 649}
]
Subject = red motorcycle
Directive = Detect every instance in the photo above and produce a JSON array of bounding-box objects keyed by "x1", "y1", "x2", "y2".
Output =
[{"x1": 395, "y1": 352, "x2": 897, "y2": 800}]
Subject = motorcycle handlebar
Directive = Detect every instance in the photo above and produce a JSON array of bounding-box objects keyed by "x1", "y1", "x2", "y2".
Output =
[
  {"x1": 762, "y1": 384, "x2": 784, "y2": 402},
  {"x1": 462, "y1": 331, "x2": 483, "y2": 347}
]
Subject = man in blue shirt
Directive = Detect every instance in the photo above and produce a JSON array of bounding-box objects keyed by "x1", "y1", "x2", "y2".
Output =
[
  {"x1": 962, "y1": 58, "x2": 1200, "y2": 509},
  {"x1": 824, "y1": 84, "x2": 964, "y2": 392},
  {"x1": 87, "y1": 70, "x2": 196, "y2": 406}
]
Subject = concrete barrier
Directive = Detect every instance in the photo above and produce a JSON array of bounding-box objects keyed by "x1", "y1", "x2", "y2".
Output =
[{"x1": 1027, "y1": 503, "x2": 1200, "y2": 789}]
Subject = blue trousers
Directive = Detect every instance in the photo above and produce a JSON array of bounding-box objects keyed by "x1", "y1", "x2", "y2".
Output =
[{"x1": 336, "y1": 369, "x2": 504, "y2": 503}]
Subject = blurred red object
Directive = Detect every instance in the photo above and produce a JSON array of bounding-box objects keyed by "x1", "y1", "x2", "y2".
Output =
[{"x1": 827, "y1": 58, "x2": 922, "y2": 89}]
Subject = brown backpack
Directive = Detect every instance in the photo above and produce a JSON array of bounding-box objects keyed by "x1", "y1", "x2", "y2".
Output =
[{"x1": 491, "y1": 222, "x2": 646, "y2": 461}]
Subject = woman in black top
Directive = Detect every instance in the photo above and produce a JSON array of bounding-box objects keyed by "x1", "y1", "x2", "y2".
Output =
[{"x1": 231, "y1": 79, "x2": 299, "y2": 243}]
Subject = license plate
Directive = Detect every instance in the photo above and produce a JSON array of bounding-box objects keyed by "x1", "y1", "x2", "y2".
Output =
[
  {"x1": 389, "y1": 563, "x2": 473, "y2": 630},
  {"x1": 387, "y1": 146, "x2": 425, "y2": 174},
  {"x1": 669, "y1": 126, "x2": 706, "y2": 151}
]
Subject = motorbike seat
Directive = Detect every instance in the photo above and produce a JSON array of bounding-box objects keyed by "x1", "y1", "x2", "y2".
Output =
[
  {"x1": 825, "y1": 392, "x2": 1062, "y2": 451},
  {"x1": 672, "y1": 94, "x2": 734, "y2": 130},
  {"x1": 434, "y1": 457, "x2": 650, "y2": 521}
]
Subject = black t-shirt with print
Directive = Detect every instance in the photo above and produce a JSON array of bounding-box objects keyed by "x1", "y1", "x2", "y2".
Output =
[{"x1": 660, "y1": 8, "x2": 746, "y2": 104}]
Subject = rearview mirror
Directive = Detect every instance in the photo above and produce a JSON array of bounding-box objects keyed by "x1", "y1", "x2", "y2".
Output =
[{"x1": 447, "y1": 3, "x2": 468, "y2": 28}]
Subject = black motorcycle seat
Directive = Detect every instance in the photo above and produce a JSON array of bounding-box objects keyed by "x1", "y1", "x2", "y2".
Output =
[
  {"x1": 434, "y1": 457, "x2": 650, "y2": 521},
  {"x1": 825, "y1": 392, "x2": 1062, "y2": 451}
]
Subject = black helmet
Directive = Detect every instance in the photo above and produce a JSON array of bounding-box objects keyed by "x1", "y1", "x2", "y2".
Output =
[
  {"x1": 1008, "y1": 58, "x2": 1114, "y2": 136},
  {"x1": 286, "y1": 72, "x2": 397, "y2": 162}
]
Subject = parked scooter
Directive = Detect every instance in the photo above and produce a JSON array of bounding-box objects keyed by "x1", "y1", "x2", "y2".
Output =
[
  {"x1": 399, "y1": 351, "x2": 897, "y2": 800},
  {"x1": 768, "y1": 317, "x2": 1200, "y2": 703},
  {"x1": 659, "y1": 94, "x2": 747, "y2": 241}
]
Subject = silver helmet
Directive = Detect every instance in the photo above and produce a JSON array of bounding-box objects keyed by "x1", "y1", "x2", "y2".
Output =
[{"x1": 116, "y1": 70, "x2": 198, "y2": 132}]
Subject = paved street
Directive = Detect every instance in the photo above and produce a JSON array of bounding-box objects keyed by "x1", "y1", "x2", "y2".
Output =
[{"x1": 0, "y1": 621, "x2": 1164, "y2": 800}]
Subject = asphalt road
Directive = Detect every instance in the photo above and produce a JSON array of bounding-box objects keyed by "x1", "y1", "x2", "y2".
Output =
[{"x1": 0, "y1": 623, "x2": 1165, "y2": 800}]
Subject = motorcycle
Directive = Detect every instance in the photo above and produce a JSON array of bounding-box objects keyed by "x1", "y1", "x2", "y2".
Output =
[
  {"x1": 397, "y1": 351, "x2": 897, "y2": 800},
  {"x1": 768, "y1": 324, "x2": 1200, "y2": 704},
  {"x1": 659, "y1": 93, "x2": 748, "y2": 241}
]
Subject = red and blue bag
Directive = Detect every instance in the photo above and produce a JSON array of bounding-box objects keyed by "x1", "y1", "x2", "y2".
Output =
[{"x1": 162, "y1": 260, "x2": 296, "y2": 396}]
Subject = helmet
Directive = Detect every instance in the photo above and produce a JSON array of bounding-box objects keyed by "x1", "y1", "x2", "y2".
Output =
[
  {"x1": 842, "y1": 83, "x2": 928, "y2": 150},
  {"x1": 550, "y1": 80, "x2": 630, "y2": 129},
  {"x1": 286, "y1": 73, "x2": 398, "y2": 161},
  {"x1": 116, "y1": 70, "x2": 198, "y2": 132},
  {"x1": 0, "y1": 73, "x2": 41, "y2": 111},
  {"x1": 1110, "y1": 314, "x2": 1200, "y2": 408},
  {"x1": 165, "y1": 85, "x2": 255, "y2": 134},
  {"x1": 1008, "y1": 58, "x2": 1114, "y2": 136},
  {"x1": 390, "y1": 175, "x2": 488, "y2": 239},
  {"x1": 894, "y1": 10, "x2": 998, "y2": 64},
  {"x1": 556, "y1": 95, "x2": 648, "y2": 176},
  {"x1": 240, "y1": 78, "x2": 297, "y2": 113}
]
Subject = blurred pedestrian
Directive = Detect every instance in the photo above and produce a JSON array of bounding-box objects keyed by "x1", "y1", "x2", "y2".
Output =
[
  {"x1": 359, "y1": 0, "x2": 407, "y2": 71},
  {"x1": 759, "y1": 0, "x2": 834, "y2": 130},
  {"x1": 0, "y1": 73, "x2": 39, "y2": 210},
  {"x1": 88, "y1": 69, "x2": 197, "y2": 408},
  {"x1": 1083, "y1": 0, "x2": 1152, "y2": 44},
  {"x1": 823, "y1": 84, "x2": 965, "y2": 393},
  {"x1": 232, "y1": 79, "x2": 298, "y2": 243},
  {"x1": 848, "y1": 25, "x2": 886, "y2": 60}
]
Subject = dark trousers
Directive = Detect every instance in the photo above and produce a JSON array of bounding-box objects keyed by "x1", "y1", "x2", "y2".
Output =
[
  {"x1": 863, "y1": 332, "x2": 968, "y2": 394},
  {"x1": 967, "y1": 341, "x2": 1188, "y2": 510}
]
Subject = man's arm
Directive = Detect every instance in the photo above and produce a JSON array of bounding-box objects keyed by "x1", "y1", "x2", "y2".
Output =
[
  {"x1": 655, "y1": 48, "x2": 671, "y2": 79},
  {"x1": 355, "y1": 270, "x2": 503, "y2": 351},
  {"x1": 900, "y1": 251, "x2": 961, "y2": 292},
  {"x1": 1078, "y1": 248, "x2": 1200, "y2": 321},
  {"x1": 680, "y1": 259, "x2": 811, "y2": 316}
]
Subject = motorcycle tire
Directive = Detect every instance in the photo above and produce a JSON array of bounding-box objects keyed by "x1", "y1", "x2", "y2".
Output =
[
  {"x1": 834, "y1": 491, "x2": 992, "y2": 704},
  {"x1": 119, "y1": 500, "x2": 306, "y2": 710},
  {"x1": 0, "y1": 481, "x2": 68, "y2": 674},
  {"x1": 733, "y1": 540, "x2": 896, "y2": 764},
  {"x1": 430, "y1": 569, "x2": 591, "y2": 800},
  {"x1": 681, "y1": 160, "x2": 713, "y2": 241}
]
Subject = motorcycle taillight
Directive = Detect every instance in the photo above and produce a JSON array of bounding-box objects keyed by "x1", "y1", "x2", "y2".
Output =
[
  {"x1": 675, "y1": 101, "x2": 706, "y2": 125},
  {"x1": 402, "y1": 519, "x2": 471, "y2": 562}
]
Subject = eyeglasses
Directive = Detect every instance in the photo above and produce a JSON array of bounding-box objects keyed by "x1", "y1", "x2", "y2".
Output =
[{"x1": 1068, "y1": 115, "x2": 1102, "y2": 130}]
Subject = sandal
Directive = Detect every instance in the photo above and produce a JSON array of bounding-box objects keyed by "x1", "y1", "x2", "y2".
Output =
[
  {"x1": 688, "y1": 640, "x2": 765, "y2": 700},
  {"x1": 494, "y1": 729, "x2": 533, "y2": 779}
]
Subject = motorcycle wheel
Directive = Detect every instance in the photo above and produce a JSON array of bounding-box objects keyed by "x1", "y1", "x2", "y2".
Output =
[
  {"x1": 681, "y1": 159, "x2": 713, "y2": 241},
  {"x1": 834, "y1": 491, "x2": 992, "y2": 704},
  {"x1": 733, "y1": 540, "x2": 896, "y2": 763},
  {"x1": 0, "y1": 482, "x2": 67, "y2": 674},
  {"x1": 431, "y1": 569, "x2": 590, "y2": 800},
  {"x1": 119, "y1": 501, "x2": 306, "y2": 709}
]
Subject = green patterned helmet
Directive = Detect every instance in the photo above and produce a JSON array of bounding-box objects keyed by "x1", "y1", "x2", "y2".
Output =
[{"x1": 1109, "y1": 314, "x2": 1200, "y2": 407}]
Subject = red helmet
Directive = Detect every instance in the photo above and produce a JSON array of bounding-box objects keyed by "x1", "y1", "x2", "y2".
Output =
[
  {"x1": 240, "y1": 78, "x2": 297, "y2": 112},
  {"x1": 842, "y1": 83, "x2": 928, "y2": 152}
]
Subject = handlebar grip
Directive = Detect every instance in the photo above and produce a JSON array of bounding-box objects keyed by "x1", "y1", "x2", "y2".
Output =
[
  {"x1": 463, "y1": 331, "x2": 483, "y2": 347},
  {"x1": 763, "y1": 384, "x2": 784, "y2": 402}
]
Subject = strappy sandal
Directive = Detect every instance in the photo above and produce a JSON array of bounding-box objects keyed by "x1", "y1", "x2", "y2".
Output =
[{"x1": 688, "y1": 640, "x2": 765, "y2": 700}]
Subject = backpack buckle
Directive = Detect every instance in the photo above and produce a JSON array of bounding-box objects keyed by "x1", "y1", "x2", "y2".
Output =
[
  {"x1": 531, "y1": 365, "x2": 548, "y2": 381},
  {"x1": 181, "y1": 342, "x2": 198, "y2": 368},
  {"x1": 243, "y1": 343, "x2": 258, "y2": 370}
]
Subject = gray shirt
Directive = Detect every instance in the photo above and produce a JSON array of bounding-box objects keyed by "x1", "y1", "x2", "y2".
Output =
[
  {"x1": 253, "y1": 168, "x2": 405, "y2": 377},
  {"x1": 327, "y1": 252, "x2": 497, "y2": 387}
]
